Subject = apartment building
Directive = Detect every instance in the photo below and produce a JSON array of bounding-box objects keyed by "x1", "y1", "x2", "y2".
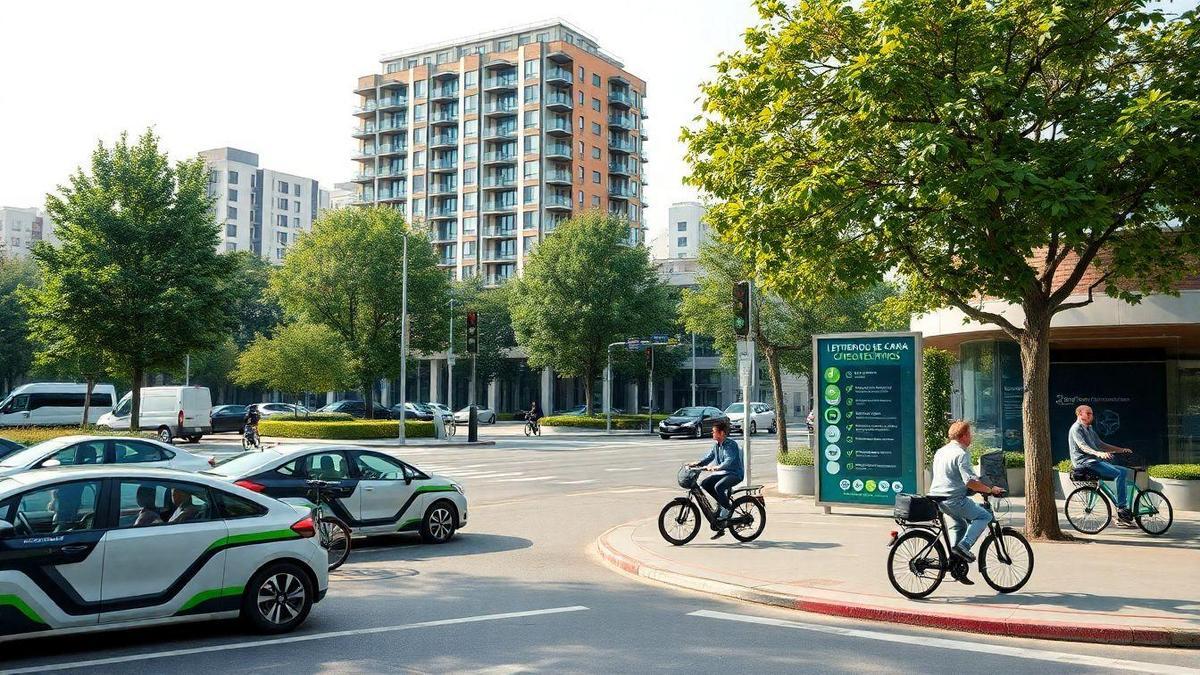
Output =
[
  {"x1": 667, "y1": 201, "x2": 709, "y2": 259},
  {"x1": 0, "y1": 206, "x2": 57, "y2": 259},
  {"x1": 199, "y1": 147, "x2": 330, "y2": 262},
  {"x1": 352, "y1": 20, "x2": 648, "y2": 286}
]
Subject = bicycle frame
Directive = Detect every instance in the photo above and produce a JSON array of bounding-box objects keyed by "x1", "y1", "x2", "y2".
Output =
[
  {"x1": 1081, "y1": 472, "x2": 1156, "y2": 516},
  {"x1": 897, "y1": 496, "x2": 1013, "y2": 567}
]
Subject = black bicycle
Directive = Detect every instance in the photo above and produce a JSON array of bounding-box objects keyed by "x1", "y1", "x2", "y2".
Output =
[
  {"x1": 306, "y1": 479, "x2": 351, "y2": 571},
  {"x1": 242, "y1": 424, "x2": 261, "y2": 451},
  {"x1": 524, "y1": 412, "x2": 541, "y2": 437},
  {"x1": 658, "y1": 466, "x2": 765, "y2": 545},
  {"x1": 886, "y1": 491, "x2": 1033, "y2": 598}
]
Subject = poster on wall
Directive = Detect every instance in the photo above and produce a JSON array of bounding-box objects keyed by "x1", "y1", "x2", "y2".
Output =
[
  {"x1": 1048, "y1": 361, "x2": 1167, "y2": 464},
  {"x1": 813, "y1": 332, "x2": 924, "y2": 507},
  {"x1": 998, "y1": 342, "x2": 1024, "y2": 451}
]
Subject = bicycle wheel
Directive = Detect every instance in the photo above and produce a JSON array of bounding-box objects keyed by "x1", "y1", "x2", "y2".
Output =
[
  {"x1": 317, "y1": 515, "x2": 351, "y2": 571},
  {"x1": 978, "y1": 526, "x2": 1034, "y2": 593},
  {"x1": 446, "y1": 420, "x2": 457, "y2": 437},
  {"x1": 1134, "y1": 489, "x2": 1173, "y2": 536},
  {"x1": 1065, "y1": 486, "x2": 1110, "y2": 534},
  {"x1": 524, "y1": 422, "x2": 532, "y2": 437},
  {"x1": 658, "y1": 499, "x2": 700, "y2": 546},
  {"x1": 887, "y1": 530, "x2": 946, "y2": 599},
  {"x1": 728, "y1": 496, "x2": 766, "y2": 542}
]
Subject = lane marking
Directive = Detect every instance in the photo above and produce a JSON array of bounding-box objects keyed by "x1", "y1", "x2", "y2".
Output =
[
  {"x1": 556, "y1": 479, "x2": 597, "y2": 485},
  {"x1": 496, "y1": 476, "x2": 558, "y2": 482},
  {"x1": 688, "y1": 610, "x2": 1196, "y2": 674},
  {"x1": 2, "y1": 606, "x2": 591, "y2": 674},
  {"x1": 604, "y1": 467, "x2": 643, "y2": 472}
]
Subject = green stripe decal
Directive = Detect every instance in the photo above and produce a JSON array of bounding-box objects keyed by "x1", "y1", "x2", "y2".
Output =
[
  {"x1": 415, "y1": 485, "x2": 457, "y2": 494},
  {"x1": 0, "y1": 594, "x2": 46, "y2": 625},
  {"x1": 206, "y1": 528, "x2": 300, "y2": 553},
  {"x1": 178, "y1": 586, "x2": 244, "y2": 612},
  {"x1": 399, "y1": 517, "x2": 421, "y2": 530}
]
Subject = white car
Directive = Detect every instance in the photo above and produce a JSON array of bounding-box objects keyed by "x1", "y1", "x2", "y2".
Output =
[
  {"x1": 256, "y1": 403, "x2": 311, "y2": 417},
  {"x1": 97, "y1": 386, "x2": 213, "y2": 444},
  {"x1": 0, "y1": 382, "x2": 118, "y2": 427},
  {"x1": 453, "y1": 406, "x2": 497, "y2": 424},
  {"x1": 0, "y1": 465, "x2": 328, "y2": 642},
  {"x1": 205, "y1": 445, "x2": 468, "y2": 544},
  {"x1": 725, "y1": 402, "x2": 778, "y2": 435},
  {"x1": 0, "y1": 435, "x2": 215, "y2": 478}
]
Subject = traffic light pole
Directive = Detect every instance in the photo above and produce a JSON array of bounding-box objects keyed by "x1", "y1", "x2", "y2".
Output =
[{"x1": 743, "y1": 283, "x2": 754, "y2": 489}]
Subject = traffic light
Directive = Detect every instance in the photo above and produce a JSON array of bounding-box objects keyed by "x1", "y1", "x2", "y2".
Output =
[
  {"x1": 733, "y1": 280, "x2": 750, "y2": 337},
  {"x1": 466, "y1": 311, "x2": 478, "y2": 354},
  {"x1": 644, "y1": 346, "x2": 653, "y2": 369}
]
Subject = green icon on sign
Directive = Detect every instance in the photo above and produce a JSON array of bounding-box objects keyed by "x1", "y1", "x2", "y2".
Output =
[
  {"x1": 845, "y1": 384, "x2": 854, "y2": 393},
  {"x1": 824, "y1": 408, "x2": 841, "y2": 424},
  {"x1": 865, "y1": 480, "x2": 877, "y2": 492},
  {"x1": 823, "y1": 384, "x2": 841, "y2": 405},
  {"x1": 823, "y1": 367, "x2": 840, "y2": 384}
]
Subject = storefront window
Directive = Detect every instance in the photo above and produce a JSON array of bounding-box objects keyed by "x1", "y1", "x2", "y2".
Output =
[{"x1": 960, "y1": 340, "x2": 999, "y2": 448}]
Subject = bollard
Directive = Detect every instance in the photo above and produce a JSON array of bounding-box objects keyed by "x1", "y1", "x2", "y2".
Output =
[{"x1": 468, "y1": 405, "x2": 478, "y2": 442}]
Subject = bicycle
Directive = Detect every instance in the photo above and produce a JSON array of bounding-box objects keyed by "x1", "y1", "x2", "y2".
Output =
[
  {"x1": 305, "y1": 479, "x2": 352, "y2": 571},
  {"x1": 1064, "y1": 454, "x2": 1173, "y2": 536},
  {"x1": 444, "y1": 413, "x2": 457, "y2": 438},
  {"x1": 524, "y1": 412, "x2": 541, "y2": 437},
  {"x1": 242, "y1": 424, "x2": 261, "y2": 451},
  {"x1": 658, "y1": 466, "x2": 765, "y2": 545},
  {"x1": 886, "y1": 491, "x2": 1033, "y2": 599}
]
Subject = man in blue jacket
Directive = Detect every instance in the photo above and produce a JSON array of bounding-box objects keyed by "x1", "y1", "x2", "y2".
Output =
[{"x1": 690, "y1": 419, "x2": 744, "y2": 539}]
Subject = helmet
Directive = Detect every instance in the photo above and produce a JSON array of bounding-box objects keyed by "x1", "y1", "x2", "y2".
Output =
[{"x1": 677, "y1": 466, "x2": 700, "y2": 489}]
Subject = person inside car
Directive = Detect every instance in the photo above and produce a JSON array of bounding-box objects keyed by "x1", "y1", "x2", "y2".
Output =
[
  {"x1": 167, "y1": 488, "x2": 201, "y2": 523},
  {"x1": 134, "y1": 485, "x2": 163, "y2": 526}
]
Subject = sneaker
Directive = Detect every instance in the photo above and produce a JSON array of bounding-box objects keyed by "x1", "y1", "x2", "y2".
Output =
[
  {"x1": 711, "y1": 529, "x2": 726, "y2": 540},
  {"x1": 953, "y1": 571, "x2": 975, "y2": 585},
  {"x1": 952, "y1": 544, "x2": 976, "y2": 563},
  {"x1": 1117, "y1": 507, "x2": 1134, "y2": 523}
]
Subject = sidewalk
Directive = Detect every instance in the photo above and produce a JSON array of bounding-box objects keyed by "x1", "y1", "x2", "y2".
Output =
[{"x1": 596, "y1": 490, "x2": 1200, "y2": 647}]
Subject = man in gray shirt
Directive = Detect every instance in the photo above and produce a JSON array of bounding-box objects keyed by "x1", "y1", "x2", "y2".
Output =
[
  {"x1": 1069, "y1": 405, "x2": 1134, "y2": 526},
  {"x1": 928, "y1": 421, "x2": 1005, "y2": 583}
]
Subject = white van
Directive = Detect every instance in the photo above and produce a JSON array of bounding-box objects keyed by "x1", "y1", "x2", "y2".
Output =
[
  {"x1": 97, "y1": 386, "x2": 213, "y2": 444},
  {"x1": 0, "y1": 383, "x2": 118, "y2": 427}
]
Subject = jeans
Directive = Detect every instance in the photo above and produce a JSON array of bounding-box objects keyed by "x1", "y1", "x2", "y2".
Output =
[
  {"x1": 938, "y1": 496, "x2": 992, "y2": 551},
  {"x1": 700, "y1": 473, "x2": 740, "y2": 517},
  {"x1": 1090, "y1": 461, "x2": 1130, "y2": 509}
]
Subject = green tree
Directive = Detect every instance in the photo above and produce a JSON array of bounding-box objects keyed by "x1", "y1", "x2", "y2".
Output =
[
  {"x1": 685, "y1": 0, "x2": 1200, "y2": 539},
  {"x1": 923, "y1": 348, "x2": 957, "y2": 462},
  {"x1": 0, "y1": 257, "x2": 39, "y2": 393},
  {"x1": 510, "y1": 212, "x2": 674, "y2": 413},
  {"x1": 227, "y1": 251, "x2": 283, "y2": 347},
  {"x1": 448, "y1": 279, "x2": 519, "y2": 395},
  {"x1": 233, "y1": 323, "x2": 353, "y2": 415},
  {"x1": 33, "y1": 130, "x2": 235, "y2": 430},
  {"x1": 271, "y1": 205, "x2": 447, "y2": 417},
  {"x1": 185, "y1": 338, "x2": 240, "y2": 403}
]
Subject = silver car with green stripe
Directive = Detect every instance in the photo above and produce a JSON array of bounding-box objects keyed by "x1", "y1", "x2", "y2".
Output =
[
  {"x1": 205, "y1": 445, "x2": 468, "y2": 544},
  {"x1": 0, "y1": 466, "x2": 328, "y2": 642}
]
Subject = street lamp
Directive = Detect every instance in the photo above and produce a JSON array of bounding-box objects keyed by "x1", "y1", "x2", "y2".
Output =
[
  {"x1": 447, "y1": 297, "x2": 456, "y2": 413},
  {"x1": 398, "y1": 233, "x2": 409, "y2": 445}
]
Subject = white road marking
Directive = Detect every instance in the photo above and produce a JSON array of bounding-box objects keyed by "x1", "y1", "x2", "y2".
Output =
[
  {"x1": 2, "y1": 606, "x2": 591, "y2": 674},
  {"x1": 497, "y1": 475, "x2": 558, "y2": 482},
  {"x1": 556, "y1": 479, "x2": 597, "y2": 485},
  {"x1": 456, "y1": 472, "x2": 524, "y2": 480},
  {"x1": 688, "y1": 610, "x2": 1196, "y2": 674},
  {"x1": 604, "y1": 467, "x2": 643, "y2": 472}
]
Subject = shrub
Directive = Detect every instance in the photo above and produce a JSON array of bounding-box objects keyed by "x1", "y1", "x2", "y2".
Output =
[
  {"x1": 259, "y1": 419, "x2": 434, "y2": 440},
  {"x1": 776, "y1": 448, "x2": 814, "y2": 467},
  {"x1": 1148, "y1": 464, "x2": 1200, "y2": 481},
  {"x1": 1055, "y1": 459, "x2": 1072, "y2": 473},
  {"x1": 0, "y1": 426, "x2": 156, "y2": 447},
  {"x1": 278, "y1": 412, "x2": 355, "y2": 422},
  {"x1": 923, "y1": 348, "x2": 955, "y2": 462},
  {"x1": 539, "y1": 414, "x2": 670, "y2": 430},
  {"x1": 970, "y1": 448, "x2": 1025, "y2": 469}
]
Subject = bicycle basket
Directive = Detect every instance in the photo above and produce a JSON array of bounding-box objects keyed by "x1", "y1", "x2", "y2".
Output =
[
  {"x1": 894, "y1": 493, "x2": 939, "y2": 522},
  {"x1": 677, "y1": 466, "x2": 701, "y2": 489}
]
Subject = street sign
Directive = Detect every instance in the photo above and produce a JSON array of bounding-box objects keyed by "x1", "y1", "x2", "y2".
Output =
[
  {"x1": 447, "y1": 353, "x2": 457, "y2": 367},
  {"x1": 651, "y1": 333, "x2": 669, "y2": 344},
  {"x1": 625, "y1": 337, "x2": 646, "y2": 351},
  {"x1": 736, "y1": 339, "x2": 752, "y2": 384},
  {"x1": 814, "y1": 332, "x2": 924, "y2": 508}
]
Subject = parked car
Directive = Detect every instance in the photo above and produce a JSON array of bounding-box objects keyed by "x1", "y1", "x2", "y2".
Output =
[
  {"x1": 658, "y1": 406, "x2": 729, "y2": 440},
  {"x1": 453, "y1": 406, "x2": 497, "y2": 424},
  {"x1": 424, "y1": 402, "x2": 453, "y2": 418},
  {"x1": 97, "y1": 386, "x2": 213, "y2": 444},
  {"x1": 211, "y1": 404, "x2": 248, "y2": 433},
  {"x1": 204, "y1": 445, "x2": 467, "y2": 544},
  {"x1": 0, "y1": 382, "x2": 118, "y2": 427},
  {"x1": 317, "y1": 400, "x2": 393, "y2": 419},
  {"x1": 0, "y1": 465, "x2": 328, "y2": 642},
  {"x1": 0, "y1": 435, "x2": 214, "y2": 478},
  {"x1": 725, "y1": 402, "x2": 778, "y2": 435},
  {"x1": 256, "y1": 403, "x2": 311, "y2": 418},
  {"x1": 0, "y1": 437, "x2": 24, "y2": 461},
  {"x1": 391, "y1": 402, "x2": 434, "y2": 421},
  {"x1": 557, "y1": 404, "x2": 588, "y2": 416}
]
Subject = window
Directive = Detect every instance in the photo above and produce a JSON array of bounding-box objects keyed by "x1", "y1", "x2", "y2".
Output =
[
  {"x1": 464, "y1": 167, "x2": 477, "y2": 185},
  {"x1": 412, "y1": 175, "x2": 425, "y2": 192},
  {"x1": 465, "y1": 120, "x2": 478, "y2": 137},
  {"x1": 578, "y1": 66, "x2": 585, "y2": 79},
  {"x1": 463, "y1": 216, "x2": 478, "y2": 232},
  {"x1": 578, "y1": 115, "x2": 584, "y2": 130},
  {"x1": 578, "y1": 90, "x2": 584, "y2": 104},
  {"x1": 592, "y1": 171, "x2": 601, "y2": 184},
  {"x1": 40, "y1": 439, "x2": 106, "y2": 468},
  {"x1": 10, "y1": 480, "x2": 102, "y2": 534},
  {"x1": 413, "y1": 150, "x2": 425, "y2": 168},
  {"x1": 305, "y1": 452, "x2": 350, "y2": 480},
  {"x1": 276, "y1": 247, "x2": 285, "y2": 259},
  {"x1": 591, "y1": 122, "x2": 601, "y2": 136},
  {"x1": 524, "y1": 160, "x2": 539, "y2": 178},
  {"x1": 226, "y1": 223, "x2": 237, "y2": 237},
  {"x1": 465, "y1": 71, "x2": 478, "y2": 88},
  {"x1": 592, "y1": 73, "x2": 601, "y2": 87},
  {"x1": 293, "y1": 217, "x2": 300, "y2": 227},
  {"x1": 591, "y1": 195, "x2": 601, "y2": 207},
  {"x1": 414, "y1": 80, "x2": 426, "y2": 98},
  {"x1": 678, "y1": 237, "x2": 688, "y2": 247},
  {"x1": 498, "y1": 39, "x2": 512, "y2": 51},
  {"x1": 591, "y1": 97, "x2": 601, "y2": 111},
  {"x1": 524, "y1": 85, "x2": 538, "y2": 103},
  {"x1": 293, "y1": 201, "x2": 300, "y2": 213},
  {"x1": 354, "y1": 452, "x2": 405, "y2": 480},
  {"x1": 464, "y1": 193, "x2": 477, "y2": 210},
  {"x1": 215, "y1": 490, "x2": 267, "y2": 519},
  {"x1": 524, "y1": 110, "x2": 538, "y2": 128},
  {"x1": 278, "y1": 181, "x2": 289, "y2": 194},
  {"x1": 524, "y1": 59, "x2": 539, "y2": 79},
  {"x1": 277, "y1": 214, "x2": 287, "y2": 227},
  {"x1": 228, "y1": 170, "x2": 239, "y2": 184},
  {"x1": 112, "y1": 440, "x2": 172, "y2": 464},
  {"x1": 278, "y1": 232, "x2": 288, "y2": 244},
  {"x1": 465, "y1": 94, "x2": 478, "y2": 112},
  {"x1": 677, "y1": 221, "x2": 688, "y2": 232},
  {"x1": 114, "y1": 479, "x2": 214, "y2": 528},
  {"x1": 523, "y1": 186, "x2": 538, "y2": 204},
  {"x1": 436, "y1": 50, "x2": 449, "y2": 64},
  {"x1": 592, "y1": 146, "x2": 601, "y2": 159},
  {"x1": 278, "y1": 197, "x2": 288, "y2": 209},
  {"x1": 579, "y1": 166, "x2": 585, "y2": 179},
  {"x1": 464, "y1": 144, "x2": 478, "y2": 161},
  {"x1": 523, "y1": 210, "x2": 538, "y2": 229},
  {"x1": 227, "y1": 206, "x2": 237, "y2": 219},
  {"x1": 228, "y1": 188, "x2": 238, "y2": 202},
  {"x1": 578, "y1": 190, "x2": 584, "y2": 204},
  {"x1": 537, "y1": 32, "x2": 548, "y2": 42},
  {"x1": 523, "y1": 135, "x2": 539, "y2": 153},
  {"x1": 413, "y1": 127, "x2": 426, "y2": 144},
  {"x1": 226, "y1": 242, "x2": 236, "y2": 252}
]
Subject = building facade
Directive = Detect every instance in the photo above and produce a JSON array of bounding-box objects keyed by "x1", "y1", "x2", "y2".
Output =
[
  {"x1": 199, "y1": 147, "x2": 330, "y2": 262},
  {"x1": 0, "y1": 206, "x2": 57, "y2": 259},
  {"x1": 352, "y1": 20, "x2": 648, "y2": 285},
  {"x1": 666, "y1": 201, "x2": 709, "y2": 259}
]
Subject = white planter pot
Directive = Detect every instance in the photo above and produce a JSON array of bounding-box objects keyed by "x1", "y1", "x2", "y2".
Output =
[
  {"x1": 777, "y1": 463, "x2": 814, "y2": 496},
  {"x1": 1056, "y1": 472, "x2": 1072, "y2": 500},
  {"x1": 1149, "y1": 477, "x2": 1200, "y2": 512}
]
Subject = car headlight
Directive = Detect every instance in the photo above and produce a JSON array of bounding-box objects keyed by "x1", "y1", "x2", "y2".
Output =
[
  {"x1": 452, "y1": 483, "x2": 465, "y2": 495},
  {"x1": 682, "y1": 420, "x2": 696, "y2": 427}
]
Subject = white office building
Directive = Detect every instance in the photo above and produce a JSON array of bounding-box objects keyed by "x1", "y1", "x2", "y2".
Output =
[
  {"x1": 0, "y1": 207, "x2": 57, "y2": 259},
  {"x1": 199, "y1": 147, "x2": 330, "y2": 262},
  {"x1": 667, "y1": 201, "x2": 709, "y2": 259}
]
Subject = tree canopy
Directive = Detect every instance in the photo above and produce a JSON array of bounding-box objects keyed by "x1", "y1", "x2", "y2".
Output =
[
  {"x1": 233, "y1": 322, "x2": 353, "y2": 410},
  {"x1": 0, "y1": 257, "x2": 38, "y2": 394}
]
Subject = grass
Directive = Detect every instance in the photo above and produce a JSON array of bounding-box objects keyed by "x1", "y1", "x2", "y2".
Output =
[{"x1": 0, "y1": 426, "x2": 155, "y2": 447}]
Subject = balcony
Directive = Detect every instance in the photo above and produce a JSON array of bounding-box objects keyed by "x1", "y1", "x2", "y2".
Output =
[
  {"x1": 545, "y1": 67, "x2": 572, "y2": 84},
  {"x1": 609, "y1": 185, "x2": 634, "y2": 199},
  {"x1": 544, "y1": 169, "x2": 572, "y2": 185},
  {"x1": 482, "y1": 151, "x2": 517, "y2": 165},
  {"x1": 609, "y1": 137, "x2": 635, "y2": 153},
  {"x1": 430, "y1": 86, "x2": 459, "y2": 101},
  {"x1": 483, "y1": 250, "x2": 517, "y2": 262},
  {"x1": 608, "y1": 162, "x2": 632, "y2": 176},
  {"x1": 353, "y1": 100, "x2": 378, "y2": 116},
  {"x1": 429, "y1": 158, "x2": 458, "y2": 172},
  {"x1": 429, "y1": 110, "x2": 459, "y2": 124},
  {"x1": 483, "y1": 126, "x2": 517, "y2": 140},
  {"x1": 545, "y1": 92, "x2": 573, "y2": 111},
  {"x1": 608, "y1": 90, "x2": 633, "y2": 108},
  {"x1": 544, "y1": 144, "x2": 572, "y2": 160},
  {"x1": 484, "y1": 75, "x2": 518, "y2": 91},
  {"x1": 377, "y1": 166, "x2": 405, "y2": 177},
  {"x1": 438, "y1": 257, "x2": 457, "y2": 267},
  {"x1": 608, "y1": 114, "x2": 636, "y2": 131},
  {"x1": 429, "y1": 182, "x2": 457, "y2": 196},
  {"x1": 379, "y1": 96, "x2": 409, "y2": 110},
  {"x1": 378, "y1": 143, "x2": 408, "y2": 156},
  {"x1": 431, "y1": 228, "x2": 458, "y2": 242},
  {"x1": 353, "y1": 126, "x2": 376, "y2": 138},
  {"x1": 544, "y1": 194, "x2": 572, "y2": 210},
  {"x1": 380, "y1": 181, "x2": 407, "y2": 197},
  {"x1": 544, "y1": 215, "x2": 569, "y2": 230},
  {"x1": 484, "y1": 274, "x2": 514, "y2": 287},
  {"x1": 354, "y1": 147, "x2": 378, "y2": 159},
  {"x1": 378, "y1": 120, "x2": 406, "y2": 133},
  {"x1": 483, "y1": 224, "x2": 517, "y2": 237},
  {"x1": 484, "y1": 100, "x2": 518, "y2": 116},
  {"x1": 429, "y1": 133, "x2": 459, "y2": 148},
  {"x1": 430, "y1": 205, "x2": 458, "y2": 218},
  {"x1": 352, "y1": 171, "x2": 375, "y2": 182},
  {"x1": 545, "y1": 118, "x2": 572, "y2": 136},
  {"x1": 481, "y1": 175, "x2": 516, "y2": 189},
  {"x1": 482, "y1": 200, "x2": 517, "y2": 214}
]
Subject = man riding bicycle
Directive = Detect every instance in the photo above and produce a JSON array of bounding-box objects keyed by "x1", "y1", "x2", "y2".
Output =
[
  {"x1": 689, "y1": 419, "x2": 744, "y2": 540},
  {"x1": 243, "y1": 404, "x2": 262, "y2": 448},
  {"x1": 1069, "y1": 404, "x2": 1135, "y2": 527},
  {"x1": 526, "y1": 400, "x2": 543, "y2": 431},
  {"x1": 928, "y1": 420, "x2": 1004, "y2": 584}
]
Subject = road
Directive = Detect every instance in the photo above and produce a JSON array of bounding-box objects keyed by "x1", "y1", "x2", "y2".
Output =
[{"x1": 3, "y1": 429, "x2": 1197, "y2": 674}]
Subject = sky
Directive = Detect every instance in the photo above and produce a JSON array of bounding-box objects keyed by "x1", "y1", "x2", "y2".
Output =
[{"x1": 0, "y1": 0, "x2": 760, "y2": 256}]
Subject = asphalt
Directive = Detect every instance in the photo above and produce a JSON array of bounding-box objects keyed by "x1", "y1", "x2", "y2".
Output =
[{"x1": 3, "y1": 431, "x2": 1197, "y2": 674}]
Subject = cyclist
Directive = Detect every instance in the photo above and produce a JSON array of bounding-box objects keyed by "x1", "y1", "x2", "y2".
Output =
[
  {"x1": 526, "y1": 400, "x2": 543, "y2": 432},
  {"x1": 689, "y1": 419, "x2": 744, "y2": 540},
  {"x1": 1069, "y1": 404, "x2": 1135, "y2": 527},
  {"x1": 928, "y1": 420, "x2": 1005, "y2": 584},
  {"x1": 243, "y1": 404, "x2": 262, "y2": 449}
]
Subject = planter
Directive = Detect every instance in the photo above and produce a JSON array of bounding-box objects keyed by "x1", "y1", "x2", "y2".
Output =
[
  {"x1": 1149, "y1": 477, "x2": 1200, "y2": 512},
  {"x1": 777, "y1": 463, "x2": 814, "y2": 496}
]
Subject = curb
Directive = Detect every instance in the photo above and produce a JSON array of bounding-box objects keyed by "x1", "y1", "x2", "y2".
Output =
[{"x1": 595, "y1": 524, "x2": 1200, "y2": 649}]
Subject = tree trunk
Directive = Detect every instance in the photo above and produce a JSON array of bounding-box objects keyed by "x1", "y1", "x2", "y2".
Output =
[
  {"x1": 763, "y1": 345, "x2": 788, "y2": 454},
  {"x1": 584, "y1": 366, "x2": 595, "y2": 416},
  {"x1": 81, "y1": 377, "x2": 95, "y2": 429},
  {"x1": 131, "y1": 365, "x2": 143, "y2": 432},
  {"x1": 363, "y1": 379, "x2": 375, "y2": 419},
  {"x1": 1019, "y1": 318, "x2": 1067, "y2": 540}
]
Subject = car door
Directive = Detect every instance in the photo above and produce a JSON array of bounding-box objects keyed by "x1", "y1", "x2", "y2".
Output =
[
  {"x1": 0, "y1": 479, "x2": 108, "y2": 633},
  {"x1": 299, "y1": 451, "x2": 359, "y2": 524},
  {"x1": 110, "y1": 439, "x2": 175, "y2": 470},
  {"x1": 99, "y1": 478, "x2": 228, "y2": 623},
  {"x1": 0, "y1": 394, "x2": 32, "y2": 427},
  {"x1": 351, "y1": 452, "x2": 418, "y2": 532}
]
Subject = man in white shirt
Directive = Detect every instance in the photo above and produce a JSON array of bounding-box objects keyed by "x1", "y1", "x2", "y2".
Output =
[{"x1": 928, "y1": 420, "x2": 1005, "y2": 584}]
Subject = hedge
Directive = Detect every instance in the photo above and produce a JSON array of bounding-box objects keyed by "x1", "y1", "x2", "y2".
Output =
[
  {"x1": 268, "y1": 412, "x2": 355, "y2": 422},
  {"x1": 259, "y1": 419, "x2": 434, "y2": 440},
  {"x1": 1147, "y1": 464, "x2": 1200, "y2": 481},
  {"x1": 970, "y1": 448, "x2": 1025, "y2": 469},
  {"x1": 0, "y1": 427, "x2": 156, "y2": 447},
  {"x1": 540, "y1": 414, "x2": 670, "y2": 430},
  {"x1": 777, "y1": 448, "x2": 814, "y2": 467}
]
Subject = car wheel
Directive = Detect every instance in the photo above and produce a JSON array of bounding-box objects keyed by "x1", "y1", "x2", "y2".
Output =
[
  {"x1": 660, "y1": 434, "x2": 670, "y2": 440},
  {"x1": 694, "y1": 424, "x2": 703, "y2": 439},
  {"x1": 241, "y1": 561, "x2": 314, "y2": 634},
  {"x1": 750, "y1": 421, "x2": 757, "y2": 435},
  {"x1": 187, "y1": 435, "x2": 202, "y2": 443},
  {"x1": 157, "y1": 427, "x2": 173, "y2": 444},
  {"x1": 420, "y1": 500, "x2": 458, "y2": 544},
  {"x1": 770, "y1": 419, "x2": 778, "y2": 434}
]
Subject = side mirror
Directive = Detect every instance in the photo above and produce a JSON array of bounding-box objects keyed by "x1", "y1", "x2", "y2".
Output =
[
  {"x1": 41, "y1": 459, "x2": 61, "y2": 468},
  {"x1": 404, "y1": 474, "x2": 413, "y2": 485},
  {"x1": 0, "y1": 520, "x2": 13, "y2": 539}
]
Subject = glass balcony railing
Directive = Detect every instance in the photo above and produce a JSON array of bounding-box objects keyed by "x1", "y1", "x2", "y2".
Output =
[
  {"x1": 355, "y1": 147, "x2": 377, "y2": 158},
  {"x1": 545, "y1": 93, "x2": 573, "y2": 108},
  {"x1": 544, "y1": 169, "x2": 572, "y2": 183},
  {"x1": 609, "y1": 185, "x2": 634, "y2": 199},
  {"x1": 608, "y1": 90, "x2": 633, "y2": 107},
  {"x1": 482, "y1": 175, "x2": 516, "y2": 188},
  {"x1": 608, "y1": 138, "x2": 635, "y2": 152},
  {"x1": 484, "y1": 75, "x2": 518, "y2": 89},
  {"x1": 545, "y1": 68, "x2": 572, "y2": 83},
  {"x1": 483, "y1": 200, "x2": 517, "y2": 212},
  {"x1": 545, "y1": 144, "x2": 572, "y2": 159},
  {"x1": 482, "y1": 151, "x2": 517, "y2": 163},
  {"x1": 545, "y1": 194, "x2": 572, "y2": 208},
  {"x1": 430, "y1": 87, "x2": 459, "y2": 99},
  {"x1": 484, "y1": 126, "x2": 517, "y2": 139},
  {"x1": 484, "y1": 101, "x2": 518, "y2": 114},
  {"x1": 484, "y1": 250, "x2": 517, "y2": 261},
  {"x1": 545, "y1": 118, "x2": 571, "y2": 134},
  {"x1": 609, "y1": 162, "x2": 632, "y2": 175},
  {"x1": 379, "y1": 96, "x2": 409, "y2": 108},
  {"x1": 608, "y1": 114, "x2": 636, "y2": 130},
  {"x1": 433, "y1": 229, "x2": 458, "y2": 240},
  {"x1": 483, "y1": 224, "x2": 517, "y2": 237},
  {"x1": 430, "y1": 110, "x2": 459, "y2": 123},
  {"x1": 430, "y1": 134, "x2": 459, "y2": 146},
  {"x1": 431, "y1": 205, "x2": 458, "y2": 218},
  {"x1": 429, "y1": 158, "x2": 458, "y2": 170}
]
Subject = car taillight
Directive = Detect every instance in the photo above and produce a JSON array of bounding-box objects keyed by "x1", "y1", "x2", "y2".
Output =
[
  {"x1": 178, "y1": 410, "x2": 184, "y2": 428},
  {"x1": 235, "y1": 479, "x2": 266, "y2": 492},
  {"x1": 291, "y1": 515, "x2": 316, "y2": 538}
]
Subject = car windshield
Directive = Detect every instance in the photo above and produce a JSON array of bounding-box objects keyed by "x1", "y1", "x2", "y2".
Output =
[
  {"x1": 0, "y1": 437, "x2": 77, "y2": 467},
  {"x1": 673, "y1": 407, "x2": 706, "y2": 417},
  {"x1": 202, "y1": 450, "x2": 283, "y2": 477},
  {"x1": 725, "y1": 403, "x2": 744, "y2": 414}
]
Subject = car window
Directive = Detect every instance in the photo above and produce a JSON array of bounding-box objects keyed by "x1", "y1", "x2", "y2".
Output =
[
  {"x1": 114, "y1": 479, "x2": 215, "y2": 528},
  {"x1": 403, "y1": 462, "x2": 427, "y2": 481},
  {"x1": 13, "y1": 480, "x2": 103, "y2": 535},
  {"x1": 274, "y1": 459, "x2": 301, "y2": 477},
  {"x1": 4, "y1": 394, "x2": 30, "y2": 413},
  {"x1": 215, "y1": 490, "x2": 267, "y2": 519},
  {"x1": 304, "y1": 452, "x2": 350, "y2": 480},
  {"x1": 112, "y1": 440, "x2": 173, "y2": 464},
  {"x1": 41, "y1": 440, "x2": 106, "y2": 467},
  {"x1": 354, "y1": 453, "x2": 405, "y2": 480}
]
